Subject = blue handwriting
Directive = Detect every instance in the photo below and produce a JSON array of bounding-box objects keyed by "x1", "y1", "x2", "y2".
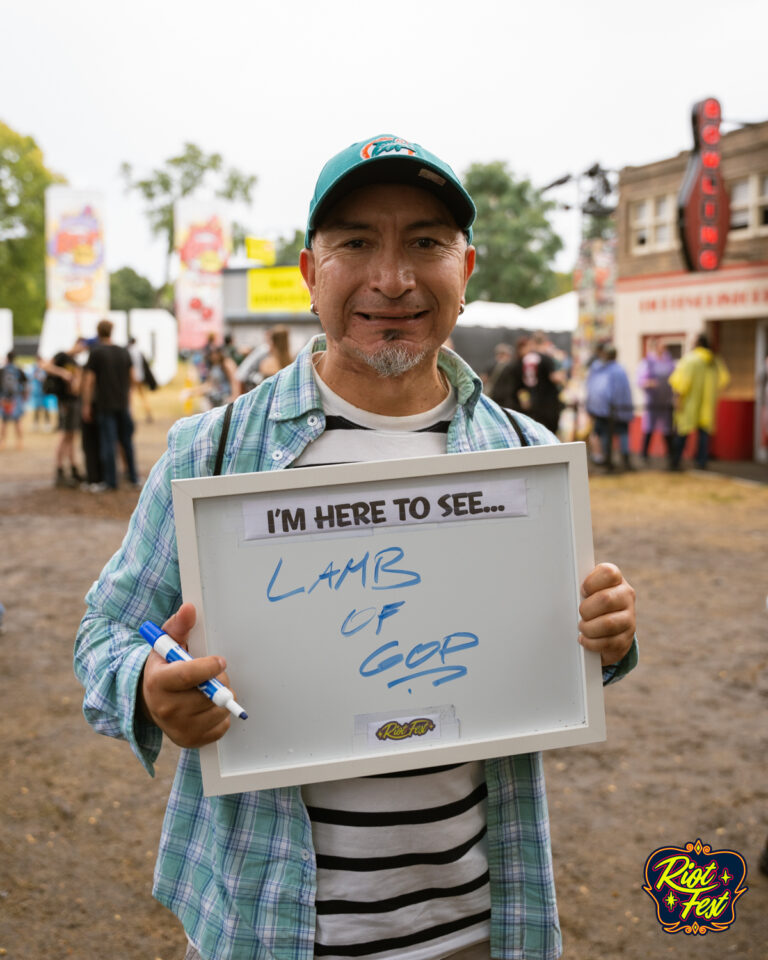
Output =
[
  {"x1": 266, "y1": 546, "x2": 421, "y2": 602},
  {"x1": 359, "y1": 631, "x2": 479, "y2": 689}
]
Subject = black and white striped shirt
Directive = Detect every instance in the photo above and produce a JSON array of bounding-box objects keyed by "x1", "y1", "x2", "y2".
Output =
[{"x1": 297, "y1": 368, "x2": 491, "y2": 960}]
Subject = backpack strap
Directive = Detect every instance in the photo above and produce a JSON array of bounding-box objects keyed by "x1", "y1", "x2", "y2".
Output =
[
  {"x1": 213, "y1": 402, "x2": 234, "y2": 476},
  {"x1": 503, "y1": 407, "x2": 530, "y2": 447}
]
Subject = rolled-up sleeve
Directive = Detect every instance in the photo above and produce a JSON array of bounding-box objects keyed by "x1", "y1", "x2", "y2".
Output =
[
  {"x1": 601, "y1": 635, "x2": 639, "y2": 686},
  {"x1": 74, "y1": 449, "x2": 184, "y2": 775}
]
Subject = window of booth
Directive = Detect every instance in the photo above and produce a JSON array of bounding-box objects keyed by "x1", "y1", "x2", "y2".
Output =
[
  {"x1": 727, "y1": 173, "x2": 768, "y2": 236},
  {"x1": 729, "y1": 178, "x2": 750, "y2": 232},
  {"x1": 759, "y1": 175, "x2": 768, "y2": 228},
  {"x1": 630, "y1": 194, "x2": 676, "y2": 254},
  {"x1": 630, "y1": 200, "x2": 648, "y2": 249}
]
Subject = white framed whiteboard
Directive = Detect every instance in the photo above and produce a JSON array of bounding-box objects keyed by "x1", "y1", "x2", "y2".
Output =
[{"x1": 172, "y1": 442, "x2": 605, "y2": 796}]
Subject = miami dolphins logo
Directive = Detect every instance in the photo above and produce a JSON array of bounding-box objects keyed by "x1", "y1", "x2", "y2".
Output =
[{"x1": 360, "y1": 136, "x2": 417, "y2": 160}]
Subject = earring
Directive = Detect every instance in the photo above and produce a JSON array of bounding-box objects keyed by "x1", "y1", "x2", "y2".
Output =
[
  {"x1": 458, "y1": 303, "x2": 465, "y2": 315},
  {"x1": 310, "y1": 302, "x2": 317, "y2": 315}
]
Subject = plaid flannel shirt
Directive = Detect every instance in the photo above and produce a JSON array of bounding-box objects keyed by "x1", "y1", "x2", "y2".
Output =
[{"x1": 75, "y1": 335, "x2": 637, "y2": 960}]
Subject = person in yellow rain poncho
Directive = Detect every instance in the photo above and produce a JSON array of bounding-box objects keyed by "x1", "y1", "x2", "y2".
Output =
[{"x1": 669, "y1": 333, "x2": 730, "y2": 470}]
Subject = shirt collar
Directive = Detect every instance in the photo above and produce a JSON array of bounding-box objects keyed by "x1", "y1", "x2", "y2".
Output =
[{"x1": 268, "y1": 335, "x2": 483, "y2": 422}]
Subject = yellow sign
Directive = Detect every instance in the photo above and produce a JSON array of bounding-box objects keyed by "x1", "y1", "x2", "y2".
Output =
[
  {"x1": 245, "y1": 237, "x2": 276, "y2": 266},
  {"x1": 247, "y1": 266, "x2": 311, "y2": 314}
]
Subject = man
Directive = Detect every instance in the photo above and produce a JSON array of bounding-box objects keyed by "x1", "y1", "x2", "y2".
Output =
[
  {"x1": 0, "y1": 350, "x2": 28, "y2": 450},
  {"x1": 75, "y1": 135, "x2": 636, "y2": 960},
  {"x1": 81, "y1": 319, "x2": 140, "y2": 490},
  {"x1": 585, "y1": 344, "x2": 635, "y2": 472},
  {"x1": 668, "y1": 332, "x2": 730, "y2": 471}
]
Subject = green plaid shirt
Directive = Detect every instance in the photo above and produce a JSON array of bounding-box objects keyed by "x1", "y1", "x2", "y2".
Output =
[{"x1": 75, "y1": 336, "x2": 637, "y2": 960}]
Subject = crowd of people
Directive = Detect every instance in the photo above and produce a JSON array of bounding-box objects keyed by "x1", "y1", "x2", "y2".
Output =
[
  {"x1": 480, "y1": 331, "x2": 731, "y2": 472},
  {"x1": 1, "y1": 324, "x2": 733, "y2": 482},
  {"x1": 184, "y1": 324, "x2": 296, "y2": 408},
  {"x1": 0, "y1": 323, "x2": 299, "y2": 492},
  {"x1": 0, "y1": 318, "x2": 155, "y2": 490}
]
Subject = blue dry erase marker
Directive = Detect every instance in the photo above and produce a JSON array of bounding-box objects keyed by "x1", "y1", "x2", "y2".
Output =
[{"x1": 139, "y1": 621, "x2": 248, "y2": 720}]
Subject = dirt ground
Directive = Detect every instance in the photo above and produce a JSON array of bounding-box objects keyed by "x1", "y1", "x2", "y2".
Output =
[{"x1": 1, "y1": 392, "x2": 766, "y2": 960}]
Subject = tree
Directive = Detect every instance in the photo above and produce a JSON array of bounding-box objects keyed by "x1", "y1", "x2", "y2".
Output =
[
  {"x1": 274, "y1": 229, "x2": 305, "y2": 267},
  {"x1": 109, "y1": 266, "x2": 156, "y2": 311},
  {"x1": 121, "y1": 143, "x2": 257, "y2": 287},
  {"x1": 154, "y1": 282, "x2": 175, "y2": 312},
  {"x1": 463, "y1": 162, "x2": 563, "y2": 307},
  {"x1": 553, "y1": 271, "x2": 574, "y2": 297},
  {"x1": 0, "y1": 121, "x2": 65, "y2": 334}
]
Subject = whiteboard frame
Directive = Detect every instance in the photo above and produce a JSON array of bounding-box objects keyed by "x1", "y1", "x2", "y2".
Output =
[{"x1": 172, "y1": 442, "x2": 605, "y2": 796}]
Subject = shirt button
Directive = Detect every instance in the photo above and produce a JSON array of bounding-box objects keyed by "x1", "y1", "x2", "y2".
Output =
[
  {"x1": 300, "y1": 848, "x2": 311, "y2": 861},
  {"x1": 307, "y1": 415, "x2": 319, "y2": 427},
  {"x1": 271, "y1": 450, "x2": 284, "y2": 461}
]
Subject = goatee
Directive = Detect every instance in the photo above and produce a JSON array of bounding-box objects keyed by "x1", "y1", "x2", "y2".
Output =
[{"x1": 353, "y1": 334, "x2": 427, "y2": 378}]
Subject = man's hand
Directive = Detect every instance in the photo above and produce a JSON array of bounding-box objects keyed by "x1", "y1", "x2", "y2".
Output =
[
  {"x1": 138, "y1": 602, "x2": 232, "y2": 748},
  {"x1": 578, "y1": 562, "x2": 636, "y2": 665}
]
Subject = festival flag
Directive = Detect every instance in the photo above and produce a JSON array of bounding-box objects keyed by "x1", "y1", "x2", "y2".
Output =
[
  {"x1": 45, "y1": 187, "x2": 108, "y2": 314},
  {"x1": 174, "y1": 199, "x2": 232, "y2": 351}
]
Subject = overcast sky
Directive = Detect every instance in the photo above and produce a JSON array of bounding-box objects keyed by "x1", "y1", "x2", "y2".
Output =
[{"x1": 2, "y1": 0, "x2": 766, "y2": 286}]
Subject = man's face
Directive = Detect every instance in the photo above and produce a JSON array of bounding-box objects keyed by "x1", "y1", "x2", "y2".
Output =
[{"x1": 300, "y1": 183, "x2": 474, "y2": 376}]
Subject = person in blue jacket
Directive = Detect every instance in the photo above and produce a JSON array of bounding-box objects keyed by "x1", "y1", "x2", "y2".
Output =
[{"x1": 586, "y1": 344, "x2": 635, "y2": 471}]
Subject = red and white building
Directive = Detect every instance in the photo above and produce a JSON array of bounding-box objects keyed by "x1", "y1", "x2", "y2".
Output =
[{"x1": 614, "y1": 115, "x2": 768, "y2": 462}]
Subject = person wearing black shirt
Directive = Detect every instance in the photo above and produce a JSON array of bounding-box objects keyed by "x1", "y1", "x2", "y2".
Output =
[
  {"x1": 491, "y1": 333, "x2": 564, "y2": 434},
  {"x1": 82, "y1": 319, "x2": 140, "y2": 490},
  {"x1": 43, "y1": 340, "x2": 87, "y2": 486}
]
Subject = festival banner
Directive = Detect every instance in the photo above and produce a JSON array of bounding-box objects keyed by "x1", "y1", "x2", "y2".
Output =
[
  {"x1": 174, "y1": 199, "x2": 232, "y2": 351},
  {"x1": 45, "y1": 187, "x2": 108, "y2": 314}
]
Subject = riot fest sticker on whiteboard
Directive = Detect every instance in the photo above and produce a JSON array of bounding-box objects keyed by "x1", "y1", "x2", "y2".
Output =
[
  {"x1": 353, "y1": 704, "x2": 460, "y2": 752},
  {"x1": 242, "y1": 475, "x2": 528, "y2": 541}
]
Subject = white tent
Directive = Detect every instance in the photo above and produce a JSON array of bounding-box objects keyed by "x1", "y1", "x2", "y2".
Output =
[
  {"x1": 457, "y1": 300, "x2": 528, "y2": 329},
  {"x1": 458, "y1": 291, "x2": 577, "y2": 333},
  {"x1": 524, "y1": 291, "x2": 578, "y2": 332},
  {"x1": 0, "y1": 309, "x2": 11, "y2": 358}
]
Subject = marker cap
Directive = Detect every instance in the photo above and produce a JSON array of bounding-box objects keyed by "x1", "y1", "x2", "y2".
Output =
[{"x1": 139, "y1": 621, "x2": 165, "y2": 646}]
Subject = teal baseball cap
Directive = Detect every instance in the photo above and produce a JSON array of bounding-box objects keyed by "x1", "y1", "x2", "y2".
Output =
[{"x1": 305, "y1": 134, "x2": 476, "y2": 247}]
